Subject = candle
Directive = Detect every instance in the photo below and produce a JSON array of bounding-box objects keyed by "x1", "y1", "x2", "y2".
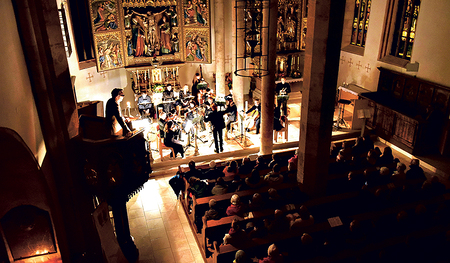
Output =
[
  {"x1": 245, "y1": 101, "x2": 248, "y2": 112},
  {"x1": 137, "y1": 70, "x2": 139, "y2": 81}
]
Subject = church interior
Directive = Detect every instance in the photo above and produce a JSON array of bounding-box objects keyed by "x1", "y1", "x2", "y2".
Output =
[{"x1": 1, "y1": 0, "x2": 450, "y2": 262}]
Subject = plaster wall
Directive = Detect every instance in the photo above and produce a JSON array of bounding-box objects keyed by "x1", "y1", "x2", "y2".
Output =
[{"x1": 338, "y1": 0, "x2": 450, "y2": 92}]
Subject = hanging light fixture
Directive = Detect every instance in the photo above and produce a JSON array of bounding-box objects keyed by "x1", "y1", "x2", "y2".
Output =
[{"x1": 235, "y1": 0, "x2": 271, "y2": 78}]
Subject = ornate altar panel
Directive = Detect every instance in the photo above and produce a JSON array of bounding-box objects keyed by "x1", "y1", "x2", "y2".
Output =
[
  {"x1": 277, "y1": 0, "x2": 302, "y2": 51},
  {"x1": 89, "y1": 0, "x2": 212, "y2": 71}
]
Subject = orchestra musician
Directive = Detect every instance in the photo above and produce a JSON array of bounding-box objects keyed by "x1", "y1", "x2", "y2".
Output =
[
  {"x1": 137, "y1": 90, "x2": 153, "y2": 119},
  {"x1": 275, "y1": 77, "x2": 291, "y2": 116},
  {"x1": 204, "y1": 103, "x2": 225, "y2": 153},
  {"x1": 192, "y1": 73, "x2": 201, "y2": 105},
  {"x1": 224, "y1": 97, "x2": 237, "y2": 134},
  {"x1": 246, "y1": 98, "x2": 261, "y2": 134},
  {"x1": 176, "y1": 85, "x2": 192, "y2": 115},
  {"x1": 162, "y1": 85, "x2": 175, "y2": 113},
  {"x1": 164, "y1": 121, "x2": 185, "y2": 158},
  {"x1": 105, "y1": 88, "x2": 131, "y2": 136}
]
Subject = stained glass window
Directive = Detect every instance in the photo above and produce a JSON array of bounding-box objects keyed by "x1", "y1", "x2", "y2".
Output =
[
  {"x1": 350, "y1": 0, "x2": 371, "y2": 47},
  {"x1": 390, "y1": 0, "x2": 420, "y2": 60}
]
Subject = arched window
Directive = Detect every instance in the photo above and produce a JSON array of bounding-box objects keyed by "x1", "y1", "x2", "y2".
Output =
[
  {"x1": 379, "y1": 0, "x2": 421, "y2": 67},
  {"x1": 350, "y1": 0, "x2": 371, "y2": 47}
]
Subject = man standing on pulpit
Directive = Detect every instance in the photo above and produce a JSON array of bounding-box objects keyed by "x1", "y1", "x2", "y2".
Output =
[
  {"x1": 137, "y1": 90, "x2": 153, "y2": 119},
  {"x1": 106, "y1": 88, "x2": 131, "y2": 136},
  {"x1": 275, "y1": 77, "x2": 291, "y2": 116}
]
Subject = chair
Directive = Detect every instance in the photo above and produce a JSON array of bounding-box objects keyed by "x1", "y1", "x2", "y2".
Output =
[
  {"x1": 157, "y1": 133, "x2": 175, "y2": 161},
  {"x1": 274, "y1": 116, "x2": 288, "y2": 142},
  {"x1": 226, "y1": 121, "x2": 239, "y2": 140}
]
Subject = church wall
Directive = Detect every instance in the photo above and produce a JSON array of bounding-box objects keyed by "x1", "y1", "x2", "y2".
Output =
[
  {"x1": 0, "y1": 0, "x2": 47, "y2": 166},
  {"x1": 338, "y1": 0, "x2": 450, "y2": 92}
]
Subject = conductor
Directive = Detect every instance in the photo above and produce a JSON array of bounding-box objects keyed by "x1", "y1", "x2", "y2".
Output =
[{"x1": 205, "y1": 104, "x2": 225, "y2": 153}]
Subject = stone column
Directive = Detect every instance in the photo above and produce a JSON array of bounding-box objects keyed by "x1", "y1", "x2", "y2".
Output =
[
  {"x1": 260, "y1": 0, "x2": 278, "y2": 155},
  {"x1": 232, "y1": 1, "x2": 245, "y2": 113},
  {"x1": 297, "y1": 0, "x2": 345, "y2": 197},
  {"x1": 215, "y1": 0, "x2": 226, "y2": 97}
]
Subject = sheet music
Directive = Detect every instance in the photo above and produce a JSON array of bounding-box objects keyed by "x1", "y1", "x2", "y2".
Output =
[{"x1": 328, "y1": 216, "x2": 343, "y2": 227}]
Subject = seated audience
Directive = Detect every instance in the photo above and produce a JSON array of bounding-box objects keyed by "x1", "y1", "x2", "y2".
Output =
[
  {"x1": 245, "y1": 169, "x2": 264, "y2": 189},
  {"x1": 290, "y1": 205, "x2": 314, "y2": 231},
  {"x1": 249, "y1": 219, "x2": 268, "y2": 238},
  {"x1": 264, "y1": 164, "x2": 284, "y2": 186},
  {"x1": 283, "y1": 161, "x2": 298, "y2": 183},
  {"x1": 259, "y1": 244, "x2": 283, "y2": 263},
  {"x1": 239, "y1": 156, "x2": 254, "y2": 175},
  {"x1": 267, "y1": 188, "x2": 283, "y2": 209},
  {"x1": 223, "y1": 217, "x2": 249, "y2": 246},
  {"x1": 266, "y1": 209, "x2": 290, "y2": 233},
  {"x1": 204, "y1": 199, "x2": 221, "y2": 221},
  {"x1": 362, "y1": 134, "x2": 374, "y2": 152},
  {"x1": 188, "y1": 177, "x2": 209, "y2": 199},
  {"x1": 268, "y1": 153, "x2": 281, "y2": 169},
  {"x1": 377, "y1": 146, "x2": 395, "y2": 166},
  {"x1": 406, "y1": 159, "x2": 426, "y2": 181},
  {"x1": 226, "y1": 194, "x2": 247, "y2": 217},
  {"x1": 211, "y1": 177, "x2": 228, "y2": 195},
  {"x1": 391, "y1": 162, "x2": 407, "y2": 186},
  {"x1": 185, "y1": 160, "x2": 202, "y2": 180},
  {"x1": 248, "y1": 193, "x2": 265, "y2": 211},
  {"x1": 254, "y1": 156, "x2": 269, "y2": 172},
  {"x1": 229, "y1": 174, "x2": 245, "y2": 192},
  {"x1": 203, "y1": 160, "x2": 224, "y2": 181},
  {"x1": 288, "y1": 149, "x2": 299, "y2": 170},
  {"x1": 224, "y1": 160, "x2": 239, "y2": 177},
  {"x1": 351, "y1": 137, "x2": 366, "y2": 161}
]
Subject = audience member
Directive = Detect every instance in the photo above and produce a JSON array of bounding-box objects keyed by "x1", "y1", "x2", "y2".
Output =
[
  {"x1": 254, "y1": 156, "x2": 269, "y2": 172},
  {"x1": 377, "y1": 146, "x2": 395, "y2": 166},
  {"x1": 266, "y1": 209, "x2": 290, "y2": 233},
  {"x1": 248, "y1": 193, "x2": 265, "y2": 211},
  {"x1": 223, "y1": 218, "x2": 249, "y2": 246},
  {"x1": 259, "y1": 244, "x2": 283, "y2": 263},
  {"x1": 391, "y1": 162, "x2": 407, "y2": 186},
  {"x1": 268, "y1": 153, "x2": 281, "y2": 169},
  {"x1": 211, "y1": 177, "x2": 228, "y2": 195},
  {"x1": 249, "y1": 219, "x2": 268, "y2": 238},
  {"x1": 288, "y1": 149, "x2": 299, "y2": 170},
  {"x1": 226, "y1": 194, "x2": 247, "y2": 217},
  {"x1": 229, "y1": 174, "x2": 244, "y2": 192},
  {"x1": 239, "y1": 156, "x2": 254, "y2": 175},
  {"x1": 204, "y1": 199, "x2": 221, "y2": 221},
  {"x1": 283, "y1": 161, "x2": 297, "y2": 183},
  {"x1": 185, "y1": 160, "x2": 202, "y2": 180},
  {"x1": 188, "y1": 177, "x2": 209, "y2": 198},
  {"x1": 267, "y1": 188, "x2": 283, "y2": 209},
  {"x1": 290, "y1": 205, "x2": 314, "y2": 231},
  {"x1": 406, "y1": 159, "x2": 426, "y2": 181},
  {"x1": 264, "y1": 164, "x2": 284, "y2": 186},
  {"x1": 245, "y1": 169, "x2": 264, "y2": 189},
  {"x1": 203, "y1": 160, "x2": 225, "y2": 181},
  {"x1": 362, "y1": 134, "x2": 374, "y2": 152},
  {"x1": 234, "y1": 250, "x2": 251, "y2": 263},
  {"x1": 224, "y1": 160, "x2": 239, "y2": 177},
  {"x1": 351, "y1": 137, "x2": 366, "y2": 161}
]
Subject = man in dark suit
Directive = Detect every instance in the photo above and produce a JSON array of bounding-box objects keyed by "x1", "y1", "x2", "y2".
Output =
[
  {"x1": 105, "y1": 88, "x2": 131, "y2": 136},
  {"x1": 205, "y1": 104, "x2": 225, "y2": 153},
  {"x1": 275, "y1": 77, "x2": 291, "y2": 116}
]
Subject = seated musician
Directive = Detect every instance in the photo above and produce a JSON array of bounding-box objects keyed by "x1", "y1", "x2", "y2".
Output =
[
  {"x1": 164, "y1": 121, "x2": 185, "y2": 158},
  {"x1": 224, "y1": 97, "x2": 237, "y2": 133},
  {"x1": 246, "y1": 98, "x2": 261, "y2": 134},
  {"x1": 162, "y1": 85, "x2": 175, "y2": 113},
  {"x1": 177, "y1": 85, "x2": 191, "y2": 115},
  {"x1": 157, "y1": 112, "x2": 167, "y2": 138},
  {"x1": 137, "y1": 90, "x2": 153, "y2": 119}
]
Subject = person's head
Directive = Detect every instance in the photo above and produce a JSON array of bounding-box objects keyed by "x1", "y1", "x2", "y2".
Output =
[
  {"x1": 195, "y1": 72, "x2": 200, "y2": 80},
  {"x1": 216, "y1": 176, "x2": 226, "y2": 186},
  {"x1": 111, "y1": 88, "x2": 125, "y2": 102},
  {"x1": 167, "y1": 85, "x2": 172, "y2": 91},
  {"x1": 254, "y1": 99, "x2": 260, "y2": 106},
  {"x1": 209, "y1": 199, "x2": 217, "y2": 209},
  {"x1": 230, "y1": 161, "x2": 238, "y2": 169},
  {"x1": 301, "y1": 233, "x2": 313, "y2": 245},
  {"x1": 231, "y1": 194, "x2": 240, "y2": 205},
  {"x1": 189, "y1": 160, "x2": 196, "y2": 170},
  {"x1": 211, "y1": 103, "x2": 217, "y2": 111},
  {"x1": 272, "y1": 163, "x2": 281, "y2": 173},
  {"x1": 281, "y1": 77, "x2": 286, "y2": 84},
  {"x1": 242, "y1": 156, "x2": 250, "y2": 165},
  {"x1": 166, "y1": 121, "x2": 173, "y2": 130},
  {"x1": 410, "y1": 158, "x2": 420, "y2": 167},
  {"x1": 183, "y1": 84, "x2": 189, "y2": 92},
  {"x1": 267, "y1": 243, "x2": 279, "y2": 257},
  {"x1": 349, "y1": 219, "x2": 360, "y2": 233},
  {"x1": 234, "y1": 250, "x2": 247, "y2": 263},
  {"x1": 256, "y1": 156, "x2": 264, "y2": 164},
  {"x1": 231, "y1": 217, "x2": 240, "y2": 230},
  {"x1": 380, "y1": 167, "x2": 390, "y2": 176},
  {"x1": 397, "y1": 162, "x2": 406, "y2": 172},
  {"x1": 272, "y1": 153, "x2": 279, "y2": 162},
  {"x1": 299, "y1": 205, "x2": 311, "y2": 220},
  {"x1": 268, "y1": 188, "x2": 280, "y2": 199},
  {"x1": 252, "y1": 192, "x2": 262, "y2": 203},
  {"x1": 209, "y1": 160, "x2": 216, "y2": 169},
  {"x1": 383, "y1": 146, "x2": 392, "y2": 156}
]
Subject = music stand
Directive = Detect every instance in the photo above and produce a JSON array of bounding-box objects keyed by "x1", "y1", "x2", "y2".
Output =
[
  {"x1": 234, "y1": 111, "x2": 250, "y2": 147},
  {"x1": 334, "y1": 99, "x2": 351, "y2": 129}
]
